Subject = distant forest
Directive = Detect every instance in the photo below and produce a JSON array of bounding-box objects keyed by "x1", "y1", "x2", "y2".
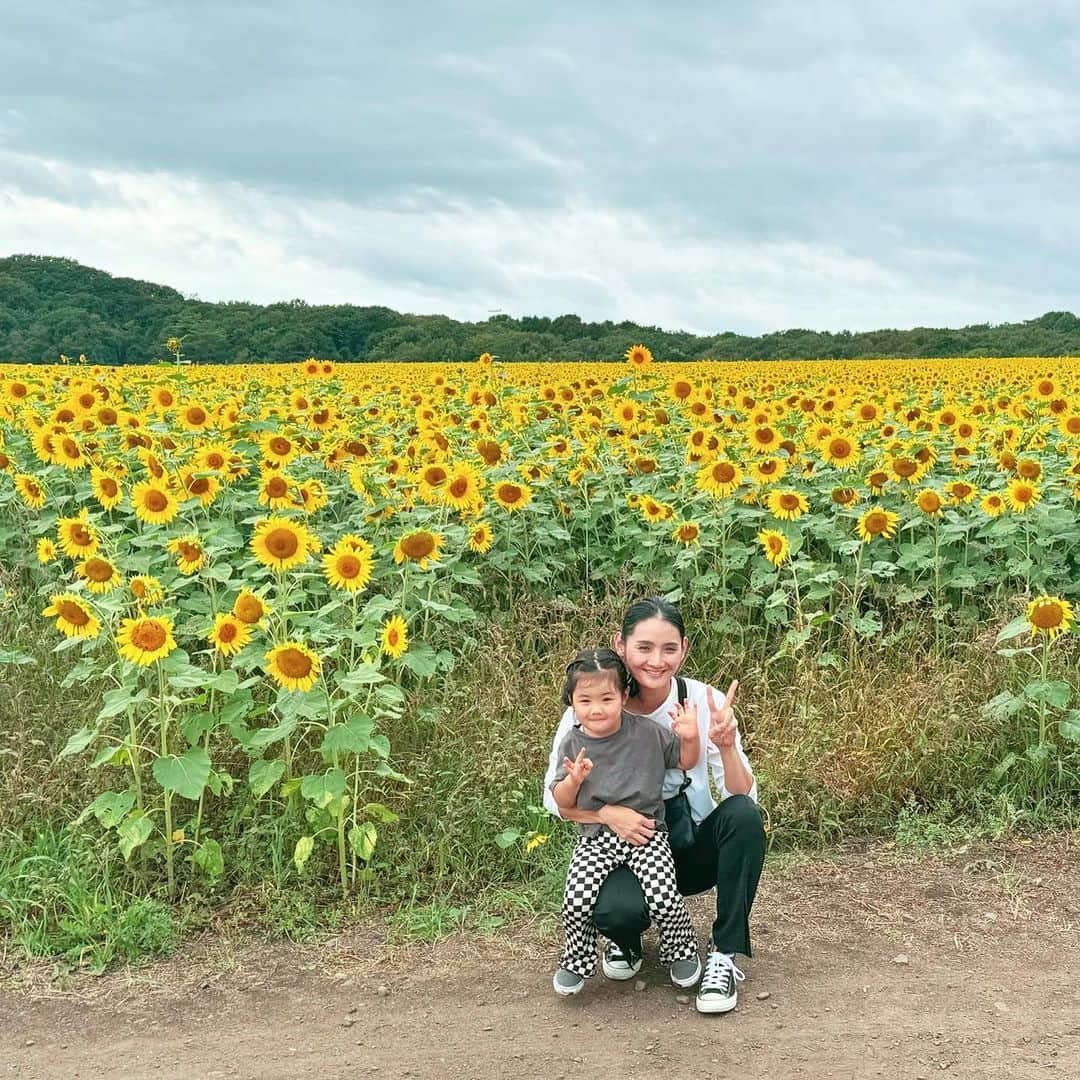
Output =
[{"x1": 2, "y1": 254, "x2": 1079, "y2": 365}]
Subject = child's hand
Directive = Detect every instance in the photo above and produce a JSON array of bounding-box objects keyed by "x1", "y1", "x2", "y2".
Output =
[
  {"x1": 669, "y1": 699, "x2": 699, "y2": 742},
  {"x1": 562, "y1": 748, "x2": 593, "y2": 785}
]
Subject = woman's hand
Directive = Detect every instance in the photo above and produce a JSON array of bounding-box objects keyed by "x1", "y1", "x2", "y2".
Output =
[
  {"x1": 707, "y1": 680, "x2": 739, "y2": 748},
  {"x1": 598, "y1": 804, "x2": 656, "y2": 846},
  {"x1": 562, "y1": 748, "x2": 593, "y2": 786}
]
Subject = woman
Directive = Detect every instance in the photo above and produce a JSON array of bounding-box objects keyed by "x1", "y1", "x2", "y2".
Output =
[{"x1": 543, "y1": 597, "x2": 766, "y2": 1014}]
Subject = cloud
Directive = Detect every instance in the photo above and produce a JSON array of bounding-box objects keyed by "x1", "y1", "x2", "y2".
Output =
[{"x1": 2, "y1": 2, "x2": 1079, "y2": 332}]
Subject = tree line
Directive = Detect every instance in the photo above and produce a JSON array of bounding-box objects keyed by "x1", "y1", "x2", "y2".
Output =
[{"x1": 2, "y1": 254, "x2": 1079, "y2": 365}]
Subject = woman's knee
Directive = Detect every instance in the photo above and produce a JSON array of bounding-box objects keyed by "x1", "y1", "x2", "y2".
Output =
[
  {"x1": 592, "y1": 865, "x2": 650, "y2": 935},
  {"x1": 713, "y1": 794, "x2": 766, "y2": 844}
]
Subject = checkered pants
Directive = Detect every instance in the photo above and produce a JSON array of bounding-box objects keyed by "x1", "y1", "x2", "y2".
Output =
[{"x1": 560, "y1": 829, "x2": 697, "y2": 977}]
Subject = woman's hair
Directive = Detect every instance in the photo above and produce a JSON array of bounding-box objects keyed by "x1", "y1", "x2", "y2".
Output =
[
  {"x1": 621, "y1": 595, "x2": 686, "y2": 641},
  {"x1": 619, "y1": 596, "x2": 687, "y2": 698},
  {"x1": 562, "y1": 647, "x2": 629, "y2": 706}
]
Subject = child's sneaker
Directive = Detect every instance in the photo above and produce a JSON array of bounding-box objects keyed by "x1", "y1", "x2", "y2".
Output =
[
  {"x1": 601, "y1": 942, "x2": 643, "y2": 981},
  {"x1": 669, "y1": 954, "x2": 702, "y2": 988},
  {"x1": 553, "y1": 968, "x2": 585, "y2": 996}
]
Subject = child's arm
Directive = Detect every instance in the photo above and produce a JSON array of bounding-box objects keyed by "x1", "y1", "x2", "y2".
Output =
[
  {"x1": 552, "y1": 748, "x2": 593, "y2": 810},
  {"x1": 670, "y1": 700, "x2": 702, "y2": 770}
]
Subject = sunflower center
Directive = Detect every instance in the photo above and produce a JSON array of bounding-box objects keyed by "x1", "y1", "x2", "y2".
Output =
[
  {"x1": 178, "y1": 542, "x2": 202, "y2": 562},
  {"x1": 84, "y1": 558, "x2": 114, "y2": 582},
  {"x1": 828, "y1": 438, "x2": 852, "y2": 459},
  {"x1": 865, "y1": 512, "x2": 889, "y2": 534},
  {"x1": 267, "y1": 476, "x2": 288, "y2": 497},
  {"x1": 132, "y1": 621, "x2": 167, "y2": 651},
  {"x1": 218, "y1": 622, "x2": 238, "y2": 642},
  {"x1": 145, "y1": 489, "x2": 168, "y2": 512},
  {"x1": 894, "y1": 459, "x2": 918, "y2": 477},
  {"x1": 99, "y1": 477, "x2": 118, "y2": 497},
  {"x1": 1030, "y1": 602, "x2": 1063, "y2": 629},
  {"x1": 70, "y1": 525, "x2": 93, "y2": 547},
  {"x1": 402, "y1": 532, "x2": 436, "y2": 559},
  {"x1": 187, "y1": 407, "x2": 207, "y2": 425},
  {"x1": 1014, "y1": 485, "x2": 1034, "y2": 503},
  {"x1": 449, "y1": 477, "x2": 470, "y2": 498},
  {"x1": 265, "y1": 528, "x2": 300, "y2": 558},
  {"x1": 768, "y1": 535, "x2": 784, "y2": 553},
  {"x1": 57, "y1": 599, "x2": 90, "y2": 626},
  {"x1": 235, "y1": 597, "x2": 263, "y2": 623},
  {"x1": 499, "y1": 484, "x2": 523, "y2": 504},
  {"x1": 277, "y1": 647, "x2": 313, "y2": 678},
  {"x1": 189, "y1": 477, "x2": 210, "y2": 495},
  {"x1": 336, "y1": 554, "x2": 361, "y2": 579},
  {"x1": 269, "y1": 436, "x2": 291, "y2": 457},
  {"x1": 713, "y1": 463, "x2": 736, "y2": 484},
  {"x1": 779, "y1": 494, "x2": 799, "y2": 511}
]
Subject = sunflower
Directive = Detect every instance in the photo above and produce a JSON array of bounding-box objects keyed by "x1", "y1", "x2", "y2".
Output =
[
  {"x1": 831, "y1": 486, "x2": 859, "y2": 507},
  {"x1": 14, "y1": 474, "x2": 47, "y2": 509},
  {"x1": 116, "y1": 615, "x2": 177, "y2": 665},
  {"x1": 914, "y1": 489, "x2": 943, "y2": 516},
  {"x1": 167, "y1": 535, "x2": 207, "y2": 575},
  {"x1": 207, "y1": 612, "x2": 253, "y2": 657},
  {"x1": 1026, "y1": 596, "x2": 1075, "y2": 642},
  {"x1": 380, "y1": 614, "x2": 409, "y2": 660},
  {"x1": 392, "y1": 529, "x2": 444, "y2": 570},
  {"x1": 417, "y1": 462, "x2": 450, "y2": 504},
  {"x1": 265, "y1": 641, "x2": 321, "y2": 692},
  {"x1": 980, "y1": 492, "x2": 1006, "y2": 517},
  {"x1": 474, "y1": 438, "x2": 506, "y2": 466},
  {"x1": 766, "y1": 489, "x2": 810, "y2": 521},
  {"x1": 467, "y1": 521, "x2": 495, "y2": 554},
  {"x1": 36, "y1": 537, "x2": 57, "y2": 563},
  {"x1": 78, "y1": 555, "x2": 122, "y2": 594},
  {"x1": 696, "y1": 459, "x2": 743, "y2": 498},
  {"x1": 257, "y1": 471, "x2": 295, "y2": 509},
  {"x1": 129, "y1": 575, "x2": 164, "y2": 605},
  {"x1": 820, "y1": 434, "x2": 860, "y2": 470},
  {"x1": 493, "y1": 481, "x2": 533, "y2": 513},
  {"x1": 758, "y1": 529, "x2": 790, "y2": 566},
  {"x1": 747, "y1": 424, "x2": 781, "y2": 454},
  {"x1": 179, "y1": 469, "x2": 220, "y2": 508},
  {"x1": 296, "y1": 478, "x2": 329, "y2": 514},
  {"x1": 42, "y1": 594, "x2": 101, "y2": 639},
  {"x1": 671, "y1": 521, "x2": 701, "y2": 547},
  {"x1": 90, "y1": 469, "x2": 123, "y2": 511},
  {"x1": 55, "y1": 434, "x2": 88, "y2": 470},
  {"x1": 260, "y1": 432, "x2": 298, "y2": 468},
  {"x1": 131, "y1": 481, "x2": 180, "y2": 525},
  {"x1": 56, "y1": 509, "x2": 100, "y2": 558},
  {"x1": 624, "y1": 344, "x2": 653, "y2": 369},
  {"x1": 750, "y1": 457, "x2": 787, "y2": 485},
  {"x1": 856, "y1": 508, "x2": 899, "y2": 543},
  {"x1": 323, "y1": 538, "x2": 374, "y2": 592},
  {"x1": 251, "y1": 516, "x2": 320, "y2": 572},
  {"x1": 944, "y1": 480, "x2": 978, "y2": 505},
  {"x1": 443, "y1": 462, "x2": 483, "y2": 512},
  {"x1": 1005, "y1": 479, "x2": 1041, "y2": 513},
  {"x1": 233, "y1": 588, "x2": 272, "y2": 625},
  {"x1": 1015, "y1": 458, "x2": 1042, "y2": 481}
]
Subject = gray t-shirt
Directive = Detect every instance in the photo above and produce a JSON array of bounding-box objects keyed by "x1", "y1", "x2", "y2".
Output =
[{"x1": 551, "y1": 712, "x2": 681, "y2": 836}]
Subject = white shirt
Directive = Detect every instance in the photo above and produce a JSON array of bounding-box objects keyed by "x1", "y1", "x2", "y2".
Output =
[{"x1": 542, "y1": 676, "x2": 757, "y2": 824}]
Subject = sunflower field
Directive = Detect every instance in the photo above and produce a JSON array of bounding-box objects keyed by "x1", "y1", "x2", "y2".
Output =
[{"x1": 2, "y1": 349, "x2": 1079, "y2": 957}]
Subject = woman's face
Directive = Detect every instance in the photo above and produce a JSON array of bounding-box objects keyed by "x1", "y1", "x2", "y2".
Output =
[{"x1": 615, "y1": 615, "x2": 688, "y2": 694}]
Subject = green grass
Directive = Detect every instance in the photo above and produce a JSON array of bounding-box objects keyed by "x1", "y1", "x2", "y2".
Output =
[{"x1": 2, "y1": 584, "x2": 1078, "y2": 968}]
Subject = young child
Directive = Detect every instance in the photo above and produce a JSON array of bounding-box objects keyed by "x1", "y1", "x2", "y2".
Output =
[{"x1": 550, "y1": 647, "x2": 702, "y2": 996}]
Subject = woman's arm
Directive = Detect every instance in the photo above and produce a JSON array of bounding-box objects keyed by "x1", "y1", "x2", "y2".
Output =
[{"x1": 703, "y1": 681, "x2": 756, "y2": 798}]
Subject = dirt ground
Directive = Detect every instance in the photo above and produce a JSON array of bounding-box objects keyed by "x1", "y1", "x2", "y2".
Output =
[{"x1": 1, "y1": 835, "x2": 1077, "y2": 1080}]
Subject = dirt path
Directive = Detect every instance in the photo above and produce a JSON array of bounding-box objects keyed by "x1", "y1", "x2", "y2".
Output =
[{"x1": 2, "y1": 836, "x2": 1078, "y2": 1080}]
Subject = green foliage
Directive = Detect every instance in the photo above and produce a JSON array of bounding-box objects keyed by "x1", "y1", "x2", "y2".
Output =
[{"x1": 4, "y1": 255, "x2": 1080, "y2": 363}]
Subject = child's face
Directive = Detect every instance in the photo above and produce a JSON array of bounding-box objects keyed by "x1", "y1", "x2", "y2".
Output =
[{"x1": 571, "y1": 672, "x2": 627, "y2": 738}]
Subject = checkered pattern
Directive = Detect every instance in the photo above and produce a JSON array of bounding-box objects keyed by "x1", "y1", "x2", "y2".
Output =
[{"x1": 559, "y1": 830, "x2": 697, "y2": 977}]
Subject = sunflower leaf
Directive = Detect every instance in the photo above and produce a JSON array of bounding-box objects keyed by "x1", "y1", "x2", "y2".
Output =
[
  {"x1": 117, "y1": 815, "x2": 154, "y2": 860},
  {"x1": 248, "y1": 758, "x2": 285, "y2": 798},
  {"x1": 153, "y1": 746, "x2": 212, "y2": 800},
  {"x1": 995, "y1": 616, "x2": 1032, "y2": 645}
]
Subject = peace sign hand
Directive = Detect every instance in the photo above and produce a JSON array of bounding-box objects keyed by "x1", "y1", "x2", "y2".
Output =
[
  {"x1": 707, "y1": 680, "x2": 739, "y2": 749},
  {"x1": 562, "y1": 748, "x2": 594, "y2": 786}
]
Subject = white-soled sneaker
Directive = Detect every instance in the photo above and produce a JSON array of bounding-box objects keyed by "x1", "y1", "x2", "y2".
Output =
[
  {"x1": 601, "y1": 942, "x2": 643, "y2": 981},
  {"x1": 695, "y1": 951, "x2": 745, "y2": 1014},
  {"x1": 553, "y1": 968, "x2": 585, "y2": 996},
  {"x1": 669, "y1": 954, "x2": 702, "y2": 988}
]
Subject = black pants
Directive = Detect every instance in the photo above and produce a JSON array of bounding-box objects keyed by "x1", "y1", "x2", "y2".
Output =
[{"x1": 591, "y1": 794, "x2": 766, "y2": 958}]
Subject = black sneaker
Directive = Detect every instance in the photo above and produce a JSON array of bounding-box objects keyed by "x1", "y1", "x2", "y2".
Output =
[
  {"x1": 695, "y1": 951, "x2": 745, "y2": 1014},
  {"x1": 601, "y1": 942, "x2": 643, "y2": 981}
]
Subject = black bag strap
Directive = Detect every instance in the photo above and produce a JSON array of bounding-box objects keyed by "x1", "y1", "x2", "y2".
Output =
[{"x1": 674, "y1": 676, "x2": 691, "y2": 792}]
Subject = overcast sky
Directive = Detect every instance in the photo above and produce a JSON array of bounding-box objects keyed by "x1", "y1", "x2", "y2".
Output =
[{"x1": 1, "y1": 1, "x2": 1077, "y2": 334}]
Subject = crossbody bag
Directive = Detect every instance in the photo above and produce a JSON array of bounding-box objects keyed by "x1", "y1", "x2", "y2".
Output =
[{"x1": 662, "y1": 676, "x2": 698, "y2": 854}]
